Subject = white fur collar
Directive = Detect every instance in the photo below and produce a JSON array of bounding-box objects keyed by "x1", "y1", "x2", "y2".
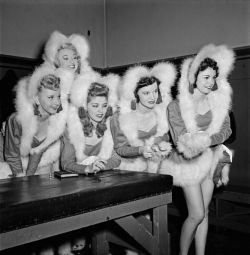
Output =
[
  {"x1": 118, "y1": 105, "x2": 169, "y2": 147},
  {"x1": 178, "y1": 58, "x2": 232, "y2": 135},
  {"x1": 15, "y1": 78, "x2": 69, "y2": 156}
]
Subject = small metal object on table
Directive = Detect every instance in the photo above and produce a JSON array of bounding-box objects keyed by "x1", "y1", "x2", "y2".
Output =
[{"x1": 0, "y1": 170, "x2": 172, "y2": 255}]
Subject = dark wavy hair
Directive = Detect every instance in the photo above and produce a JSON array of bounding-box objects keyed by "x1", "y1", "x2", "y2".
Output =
[
  {"x1": 55, "y1": 43, "x2": 81, "y2": 74},
  {"x1": 134, "y1": 76, "x2": 162, "y2": 104},
  {"x1": 78, "y1": 82, "x2": 113, "y2": 138},
  {"x1": 189, "y1": 57, "x2": 219, "y2": 94}
]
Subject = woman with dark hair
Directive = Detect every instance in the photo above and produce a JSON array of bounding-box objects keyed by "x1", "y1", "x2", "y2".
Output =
[
  {"x1": 111, "y1": 63, "x2": 176, "y2": 173},
  {"x1": 4, "y1": 65, "x2": 74, "y2": 177},
  {"x1": 61, "y1": 73, "x2": 121, "y2": 174},
  {"x1": 160, "y1": 44, "x2": 235, "y2": 255}
]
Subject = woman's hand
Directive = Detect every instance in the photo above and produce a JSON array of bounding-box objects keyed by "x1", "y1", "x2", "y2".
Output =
[
  {"x1": 92, "y1": 159, "x2": 107, "y2": 173},
  {"x1": 140, "y1": 146, "x2": 154, "y2": 159}
]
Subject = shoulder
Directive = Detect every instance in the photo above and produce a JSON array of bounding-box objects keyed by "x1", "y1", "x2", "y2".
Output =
[
  {"x1": 167, "y1": 100, "x2": 180, "y2": 113},
  {"x1": 7, "y1": 113, "x2": 20, "y2": 126}
]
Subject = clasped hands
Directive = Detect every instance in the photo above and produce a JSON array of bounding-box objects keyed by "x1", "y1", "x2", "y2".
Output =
[
  {"x1": 140, "y1": 141, "x2": 170, "y2": 160},
  {"x1": 79, "y1": 156, "x2": 107, "y2": 175}
]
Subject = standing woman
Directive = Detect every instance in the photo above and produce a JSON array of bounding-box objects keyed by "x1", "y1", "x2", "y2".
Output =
[
  {"x1": 160, "y1": 44, "x2": 234, "y2": 255},
  {"x1": 111, "y1": 63, "x2": 176, "y2": 173},
  {"x1": 4, "y1": 65, "x2": 74, "y2": 176},
  {"x1": 43, "y1": 30, "x2": 92, "y2": 76},
  {"x1": 61, "y1": 73, "x2": 121, "y2": 174}
]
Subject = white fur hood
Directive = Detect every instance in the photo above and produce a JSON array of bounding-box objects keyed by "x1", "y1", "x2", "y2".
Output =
[
  {"x1": 178, "y1": 44, "x2": 235, "y2": 135},
  {"x1": 15, "y1": 65, "x2": 74, "y2": 156}
]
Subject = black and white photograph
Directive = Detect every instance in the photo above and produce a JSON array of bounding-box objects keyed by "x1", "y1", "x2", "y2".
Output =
[{"x1": 0, "y1": 0, "x2": 249, "y2": 254}]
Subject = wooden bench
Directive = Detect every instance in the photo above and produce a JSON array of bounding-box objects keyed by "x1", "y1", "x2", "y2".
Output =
[{"x1": 0, "y1": 170, "x2": 173, "y2": 255}]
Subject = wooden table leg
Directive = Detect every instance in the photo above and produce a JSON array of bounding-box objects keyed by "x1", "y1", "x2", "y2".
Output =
[
  {"x1": 153, "y1": 205, "x2": 170, "y2": 255},
  {"x1": 92, "y1": 230, "x2": 109, "y2": 255}
]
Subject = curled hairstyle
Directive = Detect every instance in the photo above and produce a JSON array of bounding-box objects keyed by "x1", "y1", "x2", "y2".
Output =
[
  {"x1": 134, "y1": 76, "x2": 162, "y2": 104},
  {"x1": 189, "y1": 57, "x2": 219, "y2": 94},
  {"x1": 37, "y1": 74, "x2": 60, "y2": 92},
  {"x1": 78, "y1": 82, "x2": 113, "y2": 138},
  {"x1": 55, "y1": 43, "x2": 81, "y2": 74},
  {"x1": 34, "y1": 74, "x2": 62, "y2": 116}
]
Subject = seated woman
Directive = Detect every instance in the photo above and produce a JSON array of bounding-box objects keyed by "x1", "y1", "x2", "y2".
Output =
[
  {"x1": 159, "y1": 44, "x2": 234, "y2": 255},
  {"x1": 61, "y1": 73, "x2": 121, "y2": 174},
  {"x1": 4, "y1": 65, "x2": 74, "y2": 176},
  {"x1": 111, "y1": 63, "x2": 176, "y2": 173}
]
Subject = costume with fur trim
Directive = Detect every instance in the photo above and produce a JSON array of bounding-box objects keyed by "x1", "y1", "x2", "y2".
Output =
[
  {"x1": 61, "y1": 72, "x2": 121, "y2": 173},
  {"x1": 159, "y1": 44, "x2": 234, "y2": 186},
  {"x1": 4, "y1": 66, "x2": 74, "y2": 176},
  {"x1": 113, "y1": 63, "x2": 176, "y2": 173}
]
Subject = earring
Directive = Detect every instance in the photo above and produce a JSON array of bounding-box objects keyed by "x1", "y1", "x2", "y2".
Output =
[
  {"x1": 131, "y1": 99, "x2": 136, "y2": 110},
  {"x1": 33, "y1": 103, "x2": 42, "y2": 117}
]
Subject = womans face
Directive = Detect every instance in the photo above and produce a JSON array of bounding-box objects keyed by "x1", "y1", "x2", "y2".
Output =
[
  {"x1": 196, "y1": 67, "x2": 216, "y2": 95},
  {"x1": 37, "y1": 87, "x2": 61, "y2": 115},
  {"x1": 57, "y1": 48, "x2": 79, "y2": 72},
  {"x1": 87, "y1": 96, "x2": 108, "y2": 123},
  {"x1": 137, "y1": 82, "x2": 158, "y2": 110}
]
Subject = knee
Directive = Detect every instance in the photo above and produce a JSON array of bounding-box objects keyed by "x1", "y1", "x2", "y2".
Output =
[{"x1": 188, "y1": 209, "x2": 205, "y2": 225}]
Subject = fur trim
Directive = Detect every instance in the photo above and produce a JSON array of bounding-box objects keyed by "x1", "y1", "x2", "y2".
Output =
[
  {"x1": 119, "y1": 65, "x2": 149, "y2": 114},
  {"x1": 67, "y1": 106, "x2": 114, "y2": 162},
  {"x1": 177, "y1": 132, "x2": 211, "y2": 159},
  {"x1": 209, "y1": 145, "x2": 233, "y2": 186},
  {"x1": 118, "y1": 111, "x2": 172, "y2": 173},
  {"x1": 160, "y1": 149, "x2": 214, "y2": 186},
  {"x1": 43, "y1": 30, "x2": 91, "y2": 74},
  {"x1": 119, "y1": 157, "x2": 148, "y2": 172},
  {"x1": 0, "y1": 162, "x2": 12, "y2": 179},
  {"x1": 15, "y1": 66, "x2": 74, "y2": 156},
  {"x1": 70, "y1": 72, "x2": 120, "y2": 109},
  {"x1": 189, "y1": 44, "x2": 235, "y2": 84},
  {"x1": 119, "y1": 63, "x2": 176, "y2": 115},
  {"x1": 21, "y1": 141, "x2": 60, "y2": 173},
  {"x1": 67, "y1": 105, "x2": 86, "y2": 162},
  {"x1": 177, "y1": 45, "x2": 234, "y2": 157}
]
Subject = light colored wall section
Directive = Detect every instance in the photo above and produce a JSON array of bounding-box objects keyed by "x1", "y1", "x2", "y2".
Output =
[
  {"x1": 0, "y1": 0, "x2": 105, "y2": 68},
  {"x1": 106, "y1": 0, "x2": 250, "y2": 67}
]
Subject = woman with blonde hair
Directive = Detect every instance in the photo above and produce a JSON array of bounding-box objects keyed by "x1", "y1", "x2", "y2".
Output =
[
  {"x1": 43, "y1": 30, "x2": 92, "y2": 75},
  {"x1": 4, "y1": 65, "x2": 74, "y2": 176},
  {"x1": 160, "y1": 44, "x2": 234, "y2": 255}
]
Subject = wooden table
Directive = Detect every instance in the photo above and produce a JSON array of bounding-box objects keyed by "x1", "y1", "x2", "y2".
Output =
[{"x1": 0, "y1": 170, "x2": 172, "y2": 255}]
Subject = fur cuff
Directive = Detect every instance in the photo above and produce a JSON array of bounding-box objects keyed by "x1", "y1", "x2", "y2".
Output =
[{"x1": 177, "y1": 132, "x2": 211, "y2": 159}]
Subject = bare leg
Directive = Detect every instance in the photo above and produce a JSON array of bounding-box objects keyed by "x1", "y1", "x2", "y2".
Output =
[
  {"x1": 179, "y1": 185, "x2": 205, "y2": 255},
  {"x1": 195, "y1": 178, "x2": 214, "y2": 255}
]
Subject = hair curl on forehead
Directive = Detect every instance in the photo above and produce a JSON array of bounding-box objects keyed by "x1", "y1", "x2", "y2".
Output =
[
  {"x1": 196, "y1": 58, "x2": 219, "y2": 78},
  {"x1": 87, "y1": 82, "x2": 109, "y2": 103},
  {"x1": 58, "y1": 43, "x2": 78, "y2": 55},
  {"x1": 134, "y1": 76, "x2": 161, "y2": 103},
  {"x1": 37, "y1": 74, "x2": 60, "y2": 92}
]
